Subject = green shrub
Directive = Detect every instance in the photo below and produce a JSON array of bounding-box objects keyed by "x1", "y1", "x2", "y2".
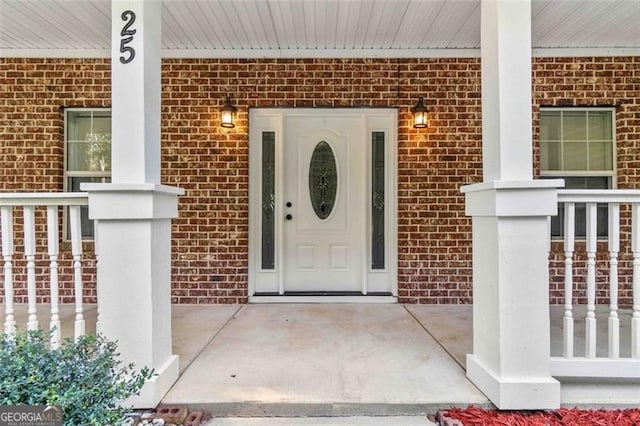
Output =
[{"x1": 0, "y1": 329, "x2": 153, "y2": 426}]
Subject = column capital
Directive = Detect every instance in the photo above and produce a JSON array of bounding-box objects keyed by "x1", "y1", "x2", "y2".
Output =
[
  {"x1": 462, "y1": 179, "x2": 563, "y2": 217},
  {"x1": 81, "y1": 183, "x2": 184, "y2": 220}
]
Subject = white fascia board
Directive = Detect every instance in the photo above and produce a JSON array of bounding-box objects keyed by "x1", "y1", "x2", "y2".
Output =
[
  {"x1": 532, "y1": 47, "x2": 640, "y2": 57},
  {"x1": 161, "y1": 48, "x2": 481, "y2": 58},
  {"x1": 0, "y1": 48, "x2": 111, "y2": 58},
  {"x1": 3, "y1": 46, "x2": 639, "y2": 59}
]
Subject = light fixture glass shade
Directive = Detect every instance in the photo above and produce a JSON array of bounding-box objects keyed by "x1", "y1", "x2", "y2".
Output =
[
  {"x1": 411, "y1": 97, "x2": 428, "y2": 128},
  {"x1": 220, "y1": 96, "x2": 237, "y2": 128}
]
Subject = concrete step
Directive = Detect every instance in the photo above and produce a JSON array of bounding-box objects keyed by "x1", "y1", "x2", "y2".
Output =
[
  {"x1": 182, "y1": 402, "x2": 491, "y2": 418},
  {"x1": 203, "y1": 416, "x2": 437, "y2": 425}
]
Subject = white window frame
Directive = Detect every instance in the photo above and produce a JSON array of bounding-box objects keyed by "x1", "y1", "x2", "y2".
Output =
[
  {"x1": 540, "y1": 107, "x2": 616, "y2": 239},
  {"x1": 63, "y1": 107, "x2": 112, "y2": 240},
  {"x1": 539, "y1": 107, "x2": 616, "y2": 188}
]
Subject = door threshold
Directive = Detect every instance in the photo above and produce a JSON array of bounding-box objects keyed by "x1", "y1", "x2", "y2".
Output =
[{"x1": 249, "y1": 294, "x2": 398, "y2": 304}]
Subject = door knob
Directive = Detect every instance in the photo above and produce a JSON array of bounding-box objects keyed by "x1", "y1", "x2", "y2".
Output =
[{"x1": 286, "y1": 214, "x2": 293, "y2": 220}]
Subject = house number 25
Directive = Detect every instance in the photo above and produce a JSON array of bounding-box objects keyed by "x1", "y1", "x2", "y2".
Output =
[{"x1": 119, "y1": 10, "x2": 137, "y2": 64}]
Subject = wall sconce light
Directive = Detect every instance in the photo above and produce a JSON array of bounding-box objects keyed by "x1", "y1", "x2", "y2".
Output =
[
  {"x1": 411, "y1": 97, "x2": 428, "y2": 129},
  {"x1": 220, "y1": 96, "x2": 237, "y2": 128}
]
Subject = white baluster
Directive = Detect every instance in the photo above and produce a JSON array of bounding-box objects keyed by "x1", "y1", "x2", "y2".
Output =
[
  {"x1": 563, "y1": 202, "x2": 575, "y2": 358},
  {"x1": 69, "y1": 205, "x2": 85, "y2": 340},
  {"x1": 93, "y1": 219, "x2": 100, "y2": 335},
  {"x1": 632, "y1": 203, "x2": 640, "y2": 359},
  {"x1": 607, "y1": 203, "x2": 620, "y2": 359},
  {"x1": 47, "y1": 206, "x2": 61, "y2": 348},
  {"x1": 1, "y1": 207, "x2": 16, "y2": 336},
  {"x1": 585, "y1": 202, "x2": 597, "y2": 358},
  {"x1": 23, "y1": 206, "x2": 38, "y2": 331}
]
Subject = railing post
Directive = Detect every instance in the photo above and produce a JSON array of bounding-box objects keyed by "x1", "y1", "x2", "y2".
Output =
[
  {"x1": 632, "y1": 203, "x2": 640, "y2": 359},
  {"x1": 47, "y1": 205, "x2": 61, "y2": 349},
  {"x1": 23, "y1": 206, "x2": 38, "y2": 331},
  {"x1": 94, "y1": 219, "x2": 101, "y2": 336},
  {"x1": 608, "y1": 202, "x2": 620, "y2": 359},
  {"x1": 553, "y1": 191, "x2": 640, "y2": 381},
  {"x1": 585, "y1": 202, "x2": 597, "y2": 358},
  {"x1": 1, "y1": 206, "x2": 16, "y2": 336},
  {"x1": 563, "y1": 202, "x2": 575, "y2": 358},
  {"x1": 69, "y1": 205, "x2": 85, "y2": 340}
]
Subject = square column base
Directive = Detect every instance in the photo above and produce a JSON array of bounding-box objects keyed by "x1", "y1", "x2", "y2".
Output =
[
  {"x1": 462, "y1": 180, "x2": 563, "y2": 410},
  {"x1": 83, "y1": 183, "x2": 184, "y2": 408},
  {"x1": 467, "y1": 355, "x2": 561, "y2": 409},
  {"x1": 126, "y1": 355, "x2": 179, "y2": 408}
]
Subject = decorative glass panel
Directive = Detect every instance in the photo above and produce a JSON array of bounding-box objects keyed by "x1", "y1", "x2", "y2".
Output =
[
  {"x1": 372, "y1": 132, "x2": 385, "y2": 269},
  {"x1": 261, "y1": 132, "x2": 276, "y2": 269},
  {"x1": 308, "y1": 141, "x2": 337, "y2": 220}
]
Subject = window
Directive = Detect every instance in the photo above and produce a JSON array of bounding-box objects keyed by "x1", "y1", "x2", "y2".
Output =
[
  {"x1": 64, "y1": 108, "x2": 112, "y2": 239},
  {"x1": 540, "y1": 108, "x2": 615, "y2": 237}
]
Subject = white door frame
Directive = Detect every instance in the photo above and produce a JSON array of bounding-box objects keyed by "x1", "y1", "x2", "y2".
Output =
[{"x1": 248, "y1": 108, "x2": 398, "y2": 302}]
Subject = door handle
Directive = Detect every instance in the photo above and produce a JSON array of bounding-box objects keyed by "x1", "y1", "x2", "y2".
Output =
[{"x1": 286, "y1": 214, "x2": 293, "y2": 220}]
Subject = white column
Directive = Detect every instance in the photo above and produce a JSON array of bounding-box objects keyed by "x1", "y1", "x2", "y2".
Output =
[
  {"x1": 111, "y1": 0, "x2": 161, "y2": 184},
  {"x1": 82, "y1": 0, "x2": 184, "y2": 408},
  {"x1": 461, "y1": 0, "x2": 561, "y2": 409}
]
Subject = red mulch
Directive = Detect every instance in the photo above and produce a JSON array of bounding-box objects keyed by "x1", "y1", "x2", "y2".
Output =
[{"x1": 442, "y1": 407, "x2": 640, "y2": 425}]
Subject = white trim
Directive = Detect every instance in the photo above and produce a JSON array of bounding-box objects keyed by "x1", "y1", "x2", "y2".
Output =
[
  {"x1": 248, "y1": 108, "x2": 398, "y2": 299},
  {"x1": 4, "y1": 47, "x2": 639, "y2": 59},
  {"x1": 248, "y1": 112, "x2": 283, "y2": 296},
  {"x1": 0, "y1": 192, "x2": 88, "y2": 206},
  {"x1": 63, "y1": 107, "x2": 112, "y2": 241},
  {"x1": 163, "y1": 48, "x2": 481, "y2": 59},
  {"x1": 0, "y1": 48, "x2": 112, "y2": 58},
  {"x1": 551, "y1": 357, "x2": 640, "y2": 378},
  {"x1": 249, "y1": 296, "x2": 397, "y2": 304},
  {"x1": 532, "y1": 47, "x2": 640, "y2": 58},
  {"x1": 539, "y1": 107, "x2": 617, "y2": 188}
]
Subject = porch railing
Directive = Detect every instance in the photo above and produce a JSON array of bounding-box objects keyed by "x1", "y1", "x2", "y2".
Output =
[
  {"x1": 550, "y1": 189, "x2": 640, "y2": 378},
  {"x1": 0, "y1": 193, "x2": 94, "y2": 348}
]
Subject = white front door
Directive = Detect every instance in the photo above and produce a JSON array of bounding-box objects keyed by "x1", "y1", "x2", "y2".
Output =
[
  {"x1": 249, "y1": 109, "x2": 397, "y2": 299},
  {"x1": 283, "y1": 116, "x2": 364, "y2": 292}
]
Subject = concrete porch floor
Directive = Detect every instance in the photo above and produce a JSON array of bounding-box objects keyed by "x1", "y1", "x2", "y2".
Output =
[
  {"x1": 3, "y1": 303, "x2": 639, "y2": 420},
  {"x1": 163, "y1": 304, "x2": 489, "y2": 417}
]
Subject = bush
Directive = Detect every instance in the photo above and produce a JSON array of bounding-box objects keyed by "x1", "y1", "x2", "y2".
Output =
[{"x1": 0, "y1": 329, "x2": 153, "y2": 426}]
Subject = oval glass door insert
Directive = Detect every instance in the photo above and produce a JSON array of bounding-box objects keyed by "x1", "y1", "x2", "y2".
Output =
[{"x1": 309, "y1": 141, "x2": 337, "y2": 219}]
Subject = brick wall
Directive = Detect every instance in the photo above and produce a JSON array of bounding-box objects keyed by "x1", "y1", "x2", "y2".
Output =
[
  {"x1": 0, "y1": 59, "x2": 110, "y2": 304},
  {"x1": 1, "y1": 57, "x2": 639, "y2": 305},
  {"x1": 532, "y1": 57, "x2": 640, "y2": 307}
]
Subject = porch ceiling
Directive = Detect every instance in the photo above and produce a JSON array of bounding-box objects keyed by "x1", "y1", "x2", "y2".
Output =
[{"x1": 1, "y1": 0, "x2": 639, "y2": 58}]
